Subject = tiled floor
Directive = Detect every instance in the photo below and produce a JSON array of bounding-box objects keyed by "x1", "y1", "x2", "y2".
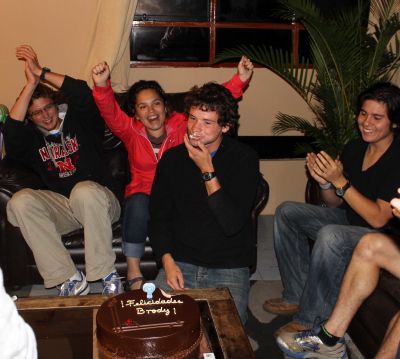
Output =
[{"x1": 251, "y1": 215, "x2": 280, "y2": 281}]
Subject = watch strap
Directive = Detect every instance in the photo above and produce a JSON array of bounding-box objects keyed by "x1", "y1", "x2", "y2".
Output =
[
  {"x1": 201, "y1": 172, "x2": 216, "y2": 182},
  {"x1": 335, "y1": 180, "x2": 351, "y2": 197},
  {"x1": 40, "y1": 67, "x2": 51, "y2": 81}
]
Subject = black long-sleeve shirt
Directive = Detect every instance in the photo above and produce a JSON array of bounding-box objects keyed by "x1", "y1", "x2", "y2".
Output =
[{"x1": 149, "y1": 135, "x2": 260, "y2": 268}]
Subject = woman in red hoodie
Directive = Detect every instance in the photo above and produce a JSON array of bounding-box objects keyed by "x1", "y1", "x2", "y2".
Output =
[{"x1": 92, "y1": 57, "x2": 253, "y2": 290}]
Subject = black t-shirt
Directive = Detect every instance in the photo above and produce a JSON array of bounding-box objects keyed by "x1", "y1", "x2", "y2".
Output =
[{"x1": 340, "y1": 135, "x2": 400, "y2": 228}]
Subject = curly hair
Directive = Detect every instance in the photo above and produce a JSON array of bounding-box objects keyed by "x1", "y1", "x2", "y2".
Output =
[
  {"x1": 122, "y1": 80, "x2": 169, "y2": 118},
  {"x1": 184, "y1": 82, "x2": 239, "y2": 134}
]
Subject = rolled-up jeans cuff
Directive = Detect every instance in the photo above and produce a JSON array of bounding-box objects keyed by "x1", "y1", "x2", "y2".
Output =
[{"x1": 122, "y1": 241, "x2": 145, "y2": 258}]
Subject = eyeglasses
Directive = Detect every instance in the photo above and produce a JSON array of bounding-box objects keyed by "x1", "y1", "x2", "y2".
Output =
[{"x1": 29, "y1": 103, "x2": 56, "y2": 118}]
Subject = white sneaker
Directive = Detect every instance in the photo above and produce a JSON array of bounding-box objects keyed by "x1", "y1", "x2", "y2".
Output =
[
  {"x1": 102, "y1": 271, "x2": 123, "y2": 295},
  {"x1": 58, "y1": 270, "x2": 90, "y2": 296},
  {"x1": 276, "y1": 327, "x2": 347, "y2": 359}
]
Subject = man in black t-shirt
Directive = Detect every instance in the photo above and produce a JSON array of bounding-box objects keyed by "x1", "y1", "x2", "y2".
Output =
[{"x1": 264, "y1": 82, "x2": 400, "y2": 337}]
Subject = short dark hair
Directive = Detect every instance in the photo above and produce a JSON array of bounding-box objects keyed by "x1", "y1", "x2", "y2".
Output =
[
  {"x1": 123, "y1": 80, "x2": 169, "y2": 118},
  {"x1": 28, "y1": 83, "x2": 57, "y2": 108},
  {"x1": 184, "y1": 82, "x2": 239, "y2": 134},
  {"x1": 357, "y1": 82, "x2": 400, "y2": 127}
]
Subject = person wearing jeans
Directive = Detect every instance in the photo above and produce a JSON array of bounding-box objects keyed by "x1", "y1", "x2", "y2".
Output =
[
  {"x1": 273, "y1": 202, "x2": 373, "y2": 325},
  {"x1": 155, "y1": 262, "x2": 250, "y2": 322},
  {"x1": 92, "y1": 57, "x2": 254, "y2": 291},
  {"x1": 149, "y1": 83, "x2": 259, "y2": 324},
  {"x1": 276, "y1": 228, "x2": 400, "y2": 359},
  {"x1": 264, "y1": 82, "x2": 400, "y2": 335},
  {"x1": 122, "y1": 193, "x2": 150, "y2": 262}
]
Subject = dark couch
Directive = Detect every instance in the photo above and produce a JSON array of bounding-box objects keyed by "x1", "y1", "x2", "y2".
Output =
[
  {"x1": 0, "y1": 92, "x2": 269, "y2": 290},
  {"x1": 306, "y1": 179, "x2": 400, "y2": 359}
]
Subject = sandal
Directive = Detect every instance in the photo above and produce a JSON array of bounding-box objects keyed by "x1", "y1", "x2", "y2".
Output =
[{"x1": 124, "y1": 276, "x2": 144, "y2": 291}]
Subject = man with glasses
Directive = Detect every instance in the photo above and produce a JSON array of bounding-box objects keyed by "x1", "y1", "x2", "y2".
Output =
[{"x1": 4, "y1": 45, "x2": 122, "y2": 296}]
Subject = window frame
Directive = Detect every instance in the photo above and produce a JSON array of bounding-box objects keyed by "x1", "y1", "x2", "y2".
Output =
[{"x1": 130, "y1": 0, "x2": 304, "y2": 68}]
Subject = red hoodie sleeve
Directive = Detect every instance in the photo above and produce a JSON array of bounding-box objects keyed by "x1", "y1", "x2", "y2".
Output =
[
  {"x1": 222, "y1": 73, "x2": 249, "y2": 99},
  {"x1": 92, "y1": 80, "x2": 133, "y2": 142}
]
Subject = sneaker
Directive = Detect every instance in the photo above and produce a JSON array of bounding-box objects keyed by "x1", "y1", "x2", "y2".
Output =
[
  {"x1": 276, "y1": 327, "x2": 347, "y2": 359},
  {"x1": 58, "y1": 270, "x2": 90, "y2": 296},
  {"x1": 102, "y1": 271, "x2": 123, "y2": 295}
]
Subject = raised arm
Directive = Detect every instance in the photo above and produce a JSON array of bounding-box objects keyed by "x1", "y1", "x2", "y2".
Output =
[
  {"x1": 91, "y1": 61, "x2": 133, "y2": 140},
  {"x1": 16, "y1": 45, "x2": 65, "y2": 89},
  {"x1": 237, "y1": 56, "x2": 254, "y2": 83},
  {"x1": 9, "y1": 60, "x2": 38, "y2": 122},
  {"x1": 92, "y1": 61, "x2": 110, "y2": 88},
  {"x1": 223, "y1": 56, "x2": 254, "y2": 99},
  {"x1": 5, "y1": 47, "x2": 41, "y2": 162}
]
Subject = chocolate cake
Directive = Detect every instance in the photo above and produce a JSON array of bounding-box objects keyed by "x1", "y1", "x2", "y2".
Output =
[{"x1": 96, "y1": 286, "x2": 201, "y2": 359}]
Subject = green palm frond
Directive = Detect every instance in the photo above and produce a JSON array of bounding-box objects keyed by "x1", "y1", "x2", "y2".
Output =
[
  {"x1": 272, "y1": 113, "x2": 319, "y2": 135},
  {"x1": 216, "y1": 0, "x2": 400, "y2": 158}
]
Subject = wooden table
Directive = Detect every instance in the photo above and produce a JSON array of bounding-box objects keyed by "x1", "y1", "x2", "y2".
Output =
[{"x1": 17, "y1": 288, "x2": 255, "y2": 359}]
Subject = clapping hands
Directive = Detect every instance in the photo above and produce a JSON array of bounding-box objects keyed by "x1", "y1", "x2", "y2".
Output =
[
  {"x1": 16, "y1": 45, "x2": 41, "y2": 85},
  {"x1": 306, "y1": 151, "x2": 344, "y2": 186}
]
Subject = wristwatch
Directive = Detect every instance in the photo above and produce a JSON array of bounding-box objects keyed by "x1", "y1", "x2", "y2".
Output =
[
  {"x1": 335, "y1": 180, "x2": 351, "y2": 197},
  {"x1": 201, "y1": 172, "x2": 216, "y2": 182},
  {"x1": 40, "y1": 67, "x2": 51, "y2": 81}
]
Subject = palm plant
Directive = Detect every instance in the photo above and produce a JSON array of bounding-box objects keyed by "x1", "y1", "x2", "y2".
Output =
[{"x1": 216, "y1": 0, "x2": 400, "y2": 157}]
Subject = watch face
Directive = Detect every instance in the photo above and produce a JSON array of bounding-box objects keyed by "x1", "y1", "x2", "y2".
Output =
[
  {"x1": 335, "y1": 188, "x2": 344, "y2": 197},
  {"x1": 335, "y1": 181, "x2": 351, "y2": 197},
  {"x1": 202, "y1": 172, "x2": 215, "y2": 181}
]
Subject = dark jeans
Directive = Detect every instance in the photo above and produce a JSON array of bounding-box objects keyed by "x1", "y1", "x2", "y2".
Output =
[
  {"x1": 153, "y1": 261, "x2": 250, "y2": 324},
  {"x1": 122, "y1": 193, "x2": 150, "y2": 258},
  {"x1": 274, "y1": 201, "x2": 374, "y2": 325}
]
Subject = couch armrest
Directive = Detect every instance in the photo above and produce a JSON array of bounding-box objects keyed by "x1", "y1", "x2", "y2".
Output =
[
  {"x1": 0, "y1": 158, "x2": 46, "y2": 212},
  {"x1": 0, "y1": 158, "x2": 46, "y2": 289}
]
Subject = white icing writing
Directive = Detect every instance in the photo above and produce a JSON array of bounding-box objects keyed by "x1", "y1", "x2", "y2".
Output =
[
  {"x1": 120, "y1": 297, "x2": 183, "y2": 308},
  {"x1": 120, "y1": 296, "x2": 183, "y2": 317},
  {"x1": 136, "y1": 306, "x2": 171, "y2": 316}
]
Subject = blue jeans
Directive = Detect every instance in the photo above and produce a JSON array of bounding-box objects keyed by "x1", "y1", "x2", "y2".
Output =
[
  {"x1": 153, "y1": 261, "x2": 250, "y2": 325},
  {"x1": 122, "y1": 193, "x2": 149, "y2": 258},
  {"x1": 274, "y1": 201, "x2": 374, "y2": 326}
]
